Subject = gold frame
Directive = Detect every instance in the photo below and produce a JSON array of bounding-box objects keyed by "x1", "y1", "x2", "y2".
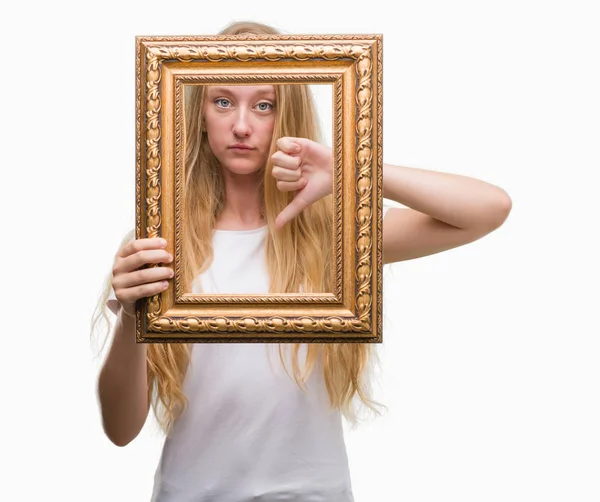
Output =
[{"x1": 135, "y1": 33, "x2": 384, "y2": 343}]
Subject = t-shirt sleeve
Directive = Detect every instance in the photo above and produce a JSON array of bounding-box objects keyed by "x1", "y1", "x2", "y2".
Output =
[
  {"x1": 106, "y1": 285, "x2": 121, "y2": 316},
  {"x1": 382, "y1": 199, "x2": 394, "y2": 220}
]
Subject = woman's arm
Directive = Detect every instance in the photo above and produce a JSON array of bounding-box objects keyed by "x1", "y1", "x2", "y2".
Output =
[
  {"x1": 97, "y1": 308, "x2": 150, "y2": 447},
  {"x1": 382, "y1": 163, "x2": 512, "y2": 264},
  {"x1": 267, "y1": 137, "x2": 512, "y2": 262}
]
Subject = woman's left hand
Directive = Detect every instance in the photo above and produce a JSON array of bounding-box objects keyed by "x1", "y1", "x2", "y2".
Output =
[{"x1": 270, "y1": 137, "x2": 333, "y2": 230}]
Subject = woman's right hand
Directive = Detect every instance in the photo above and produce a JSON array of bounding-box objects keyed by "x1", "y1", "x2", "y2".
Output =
[{"x1": 111, "y1": 237, "x2": 174, "y2": 317}]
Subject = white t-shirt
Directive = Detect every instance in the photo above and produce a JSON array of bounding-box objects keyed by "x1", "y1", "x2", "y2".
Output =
[{"x1": 106, "y1": 204, "x2": 392, "y2": 502}]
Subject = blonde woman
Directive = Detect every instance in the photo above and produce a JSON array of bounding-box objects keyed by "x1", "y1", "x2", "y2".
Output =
[{"x1": 92, "y1": 21, "x2": 512, "y2": 502}]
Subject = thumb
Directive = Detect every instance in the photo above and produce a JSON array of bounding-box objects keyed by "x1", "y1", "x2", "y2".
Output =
[{"x1": 275, "y1": 196, "x2": 309, "y2": 230}]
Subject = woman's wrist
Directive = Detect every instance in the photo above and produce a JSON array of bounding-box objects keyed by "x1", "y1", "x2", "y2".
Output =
[{"x1": 119, "y1": 305, "x2": 136, "y2": 320}]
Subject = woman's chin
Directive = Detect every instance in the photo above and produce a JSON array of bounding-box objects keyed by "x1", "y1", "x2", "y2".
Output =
[
  {"x1": 223, "y1": 165, "x2": 260, "y2": 176},
  {"x1": 220, "y1": 162, "x2": 263, "y2": 177}
]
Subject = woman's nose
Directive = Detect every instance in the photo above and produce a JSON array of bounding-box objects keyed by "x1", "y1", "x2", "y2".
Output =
[{"x1": 232, "y1": 110, "x2": 251, "y2": 137}]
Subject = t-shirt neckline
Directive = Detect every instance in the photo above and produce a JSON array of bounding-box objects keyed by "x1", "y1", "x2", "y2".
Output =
[{"x1": 212, "y1": 225, "x2": 268, "y2": 235}]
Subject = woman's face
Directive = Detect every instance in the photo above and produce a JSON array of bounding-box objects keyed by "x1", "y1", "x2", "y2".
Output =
[{"x1": 203, "y1": 85, "x2": 276, "y2": 176}]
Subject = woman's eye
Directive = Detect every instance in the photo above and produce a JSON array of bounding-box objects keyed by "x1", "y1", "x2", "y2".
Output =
[
  {"x1": 215, "y1": 98, "x2": 230, "y2": 108},
  {"x1": 256, "y1": 102, "x2": 274, "y2": 111}
]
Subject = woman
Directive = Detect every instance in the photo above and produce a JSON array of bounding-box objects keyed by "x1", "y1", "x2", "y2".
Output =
[{"x1": 92, "y1": 20, "x2": 512, "y2": 502}]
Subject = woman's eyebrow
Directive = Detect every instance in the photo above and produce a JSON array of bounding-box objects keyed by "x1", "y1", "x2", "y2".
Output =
[
  {"x1": 207, "y1": 86, "x2": 275, "y2": 98},
  {"x1": 207, "y1": 86, "x2": 234, "y2": 95}
]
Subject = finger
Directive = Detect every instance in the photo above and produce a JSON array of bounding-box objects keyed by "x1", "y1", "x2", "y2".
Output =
[
  {"x1": 272, "y1": 165, "x2": 302, "y2": 182},
  {"x1": 119, "y1": 237, "x2": 167, "y2": 259},
  {"x1": 115, "y1": 280, "x2": 170, "y2": 306},
  {"x1": 276, "y1": 178, "x2": 307, "y2": 192},
  {"x1": 271, "y1": 150, "x2": 301, "y2": 170},
  {"x1": 276, "y1": 137, "x2": 301, "y2": 155},
  {"x1": 114, "y1": 249, "x2": 173, "y2": 276},
  {"x1": 114, "y1": 265, "x2": 174, "y2": 291}
]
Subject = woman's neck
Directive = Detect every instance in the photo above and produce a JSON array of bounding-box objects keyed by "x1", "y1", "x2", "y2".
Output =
[{"x1": 215, "y1": 172, "x2": 265, "y2": 230}]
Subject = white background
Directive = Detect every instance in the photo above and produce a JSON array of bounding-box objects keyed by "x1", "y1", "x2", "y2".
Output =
[{"x1": 1, "y1": 1, "x2": 598, "y2": 501}]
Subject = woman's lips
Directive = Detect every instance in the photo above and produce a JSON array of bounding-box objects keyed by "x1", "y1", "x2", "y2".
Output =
[{"x1": 229, "y1": 145, "x2": 254, "y2": 153}]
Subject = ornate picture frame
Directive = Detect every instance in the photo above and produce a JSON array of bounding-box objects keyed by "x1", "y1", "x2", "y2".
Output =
[{"x1": 135, "y1": 33, "x2": 384, "y2": 343}]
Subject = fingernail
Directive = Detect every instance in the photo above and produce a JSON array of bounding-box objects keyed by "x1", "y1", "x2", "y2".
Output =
[{"x1": 160, "y1": 238, "x2": 167, "y2": 247}]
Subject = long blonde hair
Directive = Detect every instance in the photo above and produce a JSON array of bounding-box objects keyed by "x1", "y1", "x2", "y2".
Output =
[{"x1": 91, "y1": 21, "x2": 386, "y2": 437}]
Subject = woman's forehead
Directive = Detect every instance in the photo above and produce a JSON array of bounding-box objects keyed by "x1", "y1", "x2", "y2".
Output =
[{"x1": 205, "y1": 84, "x2": 275, "y2": 97}]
